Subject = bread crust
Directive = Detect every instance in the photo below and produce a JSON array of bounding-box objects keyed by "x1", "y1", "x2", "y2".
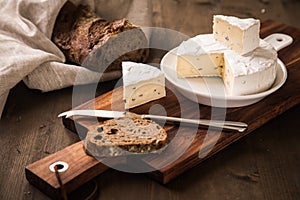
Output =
[{"x1": 51, "y1": 2, "x2": 149, "y2": 72}]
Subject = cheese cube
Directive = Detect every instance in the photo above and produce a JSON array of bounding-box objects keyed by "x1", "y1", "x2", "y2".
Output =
[
  {"x1": 213, "y1": 15, "x2": 260, "y2": 55},
  {"x1": 122, "y1": 62, "x2": 166, "y2": 109}
]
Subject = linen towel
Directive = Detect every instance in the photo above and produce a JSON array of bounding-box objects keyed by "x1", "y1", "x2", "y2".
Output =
[{"x1": 0, "y1": 0, "x2": 152, "y2": 118}]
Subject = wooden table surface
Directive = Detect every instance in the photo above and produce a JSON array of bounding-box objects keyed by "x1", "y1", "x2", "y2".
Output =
[{"x1": 1, "y1": 0, "x2": 300, "y2": 199}]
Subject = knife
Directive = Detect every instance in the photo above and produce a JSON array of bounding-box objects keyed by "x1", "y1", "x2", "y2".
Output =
[{"x1": 58, "y1": 110, "x2": 248, "y2": 132}]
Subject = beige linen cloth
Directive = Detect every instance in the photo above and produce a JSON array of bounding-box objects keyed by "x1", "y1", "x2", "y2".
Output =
[{"x1": 0, "y1": 0, "x2": 152, "y2": 118}]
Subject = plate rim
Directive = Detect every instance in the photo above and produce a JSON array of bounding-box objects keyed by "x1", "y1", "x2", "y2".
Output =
[{"x1": 160, "y1": 47, "x2": 287, "y2": 102}]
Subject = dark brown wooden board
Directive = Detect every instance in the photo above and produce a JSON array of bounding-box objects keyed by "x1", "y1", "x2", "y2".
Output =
[
  {"x1": 26, "y1": 20, "x2": 300, "y2": 198},
  {"x1": 25, "y1": 141, "x2": 109, "y2": 199}
]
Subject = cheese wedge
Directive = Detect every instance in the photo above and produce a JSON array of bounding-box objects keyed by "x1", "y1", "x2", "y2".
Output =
[
  {"x1": 176, "y1": 34, "x2": 226, "y2": 78},
  {"x1": 122, "y1": 62, "x2": 166, "y2": 109},
  {"x1": 213, "y1": 15, "x2": 260, "y2": 55},
  {"x1": 176, "y1": 34, "x2": 277, "y2": 96}
]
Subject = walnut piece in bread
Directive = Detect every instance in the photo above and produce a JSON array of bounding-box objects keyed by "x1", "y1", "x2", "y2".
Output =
[{"x1": 84, "y1": 117, "x2": 168, "y2": 158}]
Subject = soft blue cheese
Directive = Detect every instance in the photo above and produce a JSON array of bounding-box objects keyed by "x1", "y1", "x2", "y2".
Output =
[
  {"x1": 122, "y1": 62, "x2": 166, "y2": 109},
  {"x1": 213, "y1": 15, "x2": 260, "y2": 55}
]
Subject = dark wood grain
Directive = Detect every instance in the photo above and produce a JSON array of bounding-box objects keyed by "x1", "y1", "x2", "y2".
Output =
[
  {"x1": 71, "y1": 20, "x2": 300, "y2": 184},
  {"x1": 25, "y1": 19, "x2": 300, "y2": 196},
  {"x1": 25, "y1": 141, "x2": 108, "y2": 199},
  {"x1": 1, "y1": 1, "x2": 300, "y2": 199}
]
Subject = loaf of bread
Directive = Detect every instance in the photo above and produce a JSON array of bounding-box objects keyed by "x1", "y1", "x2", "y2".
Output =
[
  {"x1": 84, "y1": 117, "x2": 168, "y2": 157},
  {"x1": 51, "y1": 1, "x2": 149, "y2": 72}
]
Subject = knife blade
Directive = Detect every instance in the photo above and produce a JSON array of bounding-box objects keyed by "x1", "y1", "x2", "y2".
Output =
[
  {"x1": 58, "y1": 110, "x2": 248, "y2": 132},
  {"x1": 58, "y1": 109, "x2": 126, "y2": 119}
]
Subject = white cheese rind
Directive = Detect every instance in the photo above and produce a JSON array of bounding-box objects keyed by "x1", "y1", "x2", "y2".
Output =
[
  {"x1": 122, "y1": 62, "x2": 164, "y2": 85},
  {"x1": 214, "y1": 15, "x2": 259, "y2": 30},
  {"x1": 175, "y1": 34, "x2": 277, "y2": 96},
  {"x1": 223, "y1": 55, "x2": 277, "y2": 95},
  {"x1": 177, "y1": 34, "x2": 227, "y2": 55},
  {"x1": 213, "y1": 15, "x2": 260, "y2": 55},
  {"x1": 224, "y1": 40, "x2": 277, "y2": 77},
  {"x1": 122, "y1": 62, "x2": 166, "y2": 109}
]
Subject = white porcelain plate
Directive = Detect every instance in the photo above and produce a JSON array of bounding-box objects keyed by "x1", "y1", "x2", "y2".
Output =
[{"x1": 160, "y1": 33, "x2": 292, "y2": 108}]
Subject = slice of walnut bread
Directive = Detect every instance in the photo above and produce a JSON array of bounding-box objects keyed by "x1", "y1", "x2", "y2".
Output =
[{"x1": 84, "y1": 117, "x2": 167, "y2": 157}]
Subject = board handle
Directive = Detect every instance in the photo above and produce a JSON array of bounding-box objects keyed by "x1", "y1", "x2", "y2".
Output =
[{"x1": 263, "y1": 33, "x2": 293, "y2": 51}]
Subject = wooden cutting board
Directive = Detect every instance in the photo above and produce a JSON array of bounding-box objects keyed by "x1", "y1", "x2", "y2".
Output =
[{"x1": 26, "y1": 20, "x2": 300, "y2": 199}]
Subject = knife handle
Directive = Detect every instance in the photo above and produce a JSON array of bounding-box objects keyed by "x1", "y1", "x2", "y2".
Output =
[{"x1": 141, "y1": 114, "x2": 247, "y2": 133}]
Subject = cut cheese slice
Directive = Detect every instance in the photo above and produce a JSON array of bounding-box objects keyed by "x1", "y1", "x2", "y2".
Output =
[
  {"x1": 176, "y1": 34, "x2": 226, "y2": 78},
  {"x1": 122, "y1": 61, "x2": 166, "y2": 109},
  {"x1": 176, "y1": 34, "x2": 277, "y2": 96},
  {"x1": 213, "y1": 15, "x2": 260, "y2": 55},
  {"x1": 177, "y1": 53, "x2": 224, "y2": 77}
]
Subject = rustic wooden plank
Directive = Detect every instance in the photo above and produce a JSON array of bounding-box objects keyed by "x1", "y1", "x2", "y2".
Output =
[
  {"x1": 152, "y1": 0, "x2": 300, "y2": 37},
  {"x1": 25, "y1": 20, "x2": 300, "y2": 196},
  {"x1": 0, "y1": 85, "x2": 78, "y2": 200},
  {"x1": 54, "y1": 20, "x2": 300, "y2": 184},
  {"x1": 260, "y1": 20, "x2": 300, "y2": 66},
  {"x1": 14, "y1": 19, "x2": 300, "y2": 199},
  {"x1": 1, "y1": 1, "x2": 300, "y2": 199},
  {"x1": 25, "y1": 141, "x2": 109, "y2": 199},
  {"x1": 152, "y1": 20, "x2": 300, "y2": 183},
  {"x1": 252, "y1": 106, "x2": 300, "y2": 200},
  {"x1": 93, "y1": 104, "x2": 300, "y2": 200}
]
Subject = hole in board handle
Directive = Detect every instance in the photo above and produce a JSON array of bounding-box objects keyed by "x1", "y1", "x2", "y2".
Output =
[
  {"x1": 276, "y1": 38, "x2": 283, "y2": 42},
  {"x1": 56, "y1": 164, "x2": 64, "y2": 170},
  {"x1": 49, "y1": 161, "x2": 69, "y2": 173}
]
